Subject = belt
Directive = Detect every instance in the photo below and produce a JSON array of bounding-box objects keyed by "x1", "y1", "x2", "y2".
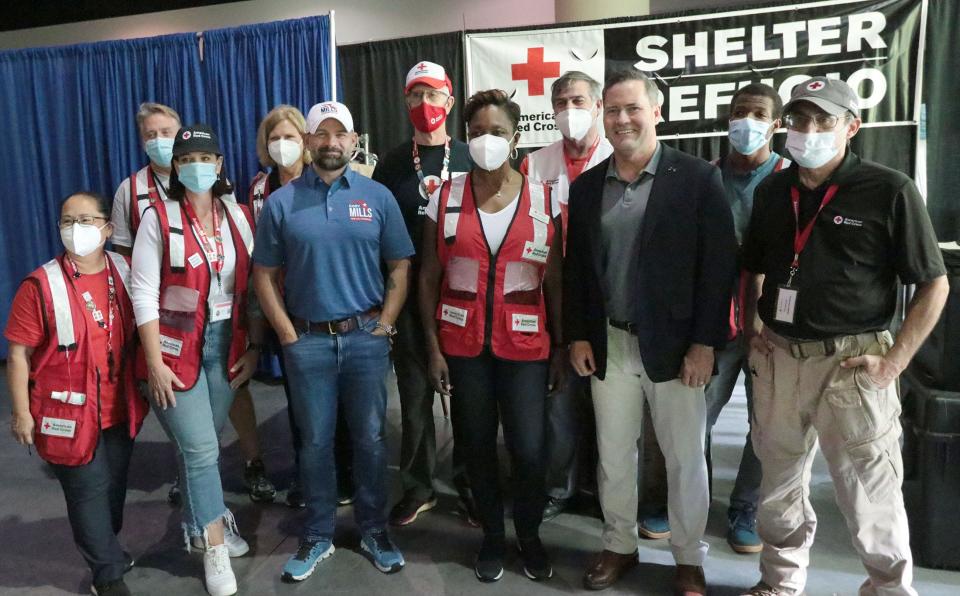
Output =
[
  {"x1": 292, "y1": 307, "x2": 380, "y2": 335},
  {"x1": 609, "y1": 319, "x2": 637, "y2": 335},
  {"x1": 766, "y1": 330, "x2": 886, "y2": 359}
]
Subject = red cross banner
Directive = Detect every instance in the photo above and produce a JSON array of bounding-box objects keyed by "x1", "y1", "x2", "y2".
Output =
[
  {"x1": 466, "y1": 27, "x2": 605, "y2": 147},
  {"x1": 465, "y1": 0, "x2": 922, "y2": 147}
]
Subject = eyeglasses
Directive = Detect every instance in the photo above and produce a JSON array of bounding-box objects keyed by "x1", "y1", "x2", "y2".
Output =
[
  {"x1": 783, "y1": 113, "x2": 846, "y2": 131},
  {"x1": 405, "y1": 89, "x2": 450, "y2": 106},
  {"x1": 58, "y1": 215, "x2": 107, "y2": 228}
]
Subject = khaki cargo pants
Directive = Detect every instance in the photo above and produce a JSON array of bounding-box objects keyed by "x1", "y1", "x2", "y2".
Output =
[{"x1": 749, "y1": 329, "x2": 916, "y2": 596}]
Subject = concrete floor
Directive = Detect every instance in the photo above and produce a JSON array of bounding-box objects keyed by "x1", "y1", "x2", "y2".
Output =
[{"x1": 1, "y1": 366, "x2": 958, "y2": 596}]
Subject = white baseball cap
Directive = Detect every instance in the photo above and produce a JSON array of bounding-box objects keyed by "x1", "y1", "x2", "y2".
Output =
[
  {"x1": 405, "y1": 61, "x2": 452, "y2": 93},
  {"x1": 306, "y1": 101, "x2": 354, "y2": 133}
]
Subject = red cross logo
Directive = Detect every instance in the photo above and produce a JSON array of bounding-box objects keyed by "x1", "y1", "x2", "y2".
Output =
[
  {"x1": 525, "y1": 246, "x2": 533, "y2": 254},
  {"x1": 417, "y1": 62, "x2": 427, "y2": 71},
  {"x1": 443, "y1": 307, "x2": 449, "y2": 316},
  {"x1": 44, "y1": 422, "x2": 51, "y2": 429},
  {"x1": 511, "y1": 47, "x2": 560, "y2": 96},
  {"x1": 807, "y1": 80, "x2": 825, "y2": 91}
]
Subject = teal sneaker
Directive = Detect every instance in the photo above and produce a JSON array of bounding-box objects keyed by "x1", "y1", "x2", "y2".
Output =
[
  {"x1": 638, "y1": 510, "x2": 671, "y2": 539},
  {"x1": 727, "y1": 509, "x2": 762, "y2": 554},
  {"x1": 281, "y1": 539, "x2": 334, "y2": 582},
  {"x1": 360, "y1": 530, "x2": 405, "y2": 573}
]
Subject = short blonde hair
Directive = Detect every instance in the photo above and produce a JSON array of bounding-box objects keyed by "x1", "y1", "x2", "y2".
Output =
[
  {"x1": 136, "y1": 102, "x2": 181, "y2": 134},
  {"x1": 256, "y1": 105, "x2": 311, "y2": 168}
]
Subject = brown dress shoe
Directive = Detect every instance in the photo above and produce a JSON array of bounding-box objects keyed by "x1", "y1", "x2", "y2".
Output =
[
  {"x1": 674, "y1": 564, "x2": 706, "y2": 595},
  {"x1": 583, "y1": 549, "x2": 638, "y2": 590}
]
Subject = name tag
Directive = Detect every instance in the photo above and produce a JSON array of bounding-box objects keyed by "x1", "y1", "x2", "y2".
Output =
[
  {"x1": 187, "y1": 253, "x2": 204, "y2": 269},
  {"x1": 159, "y1": 334, "x2": 183, "y2": 357},
  {"x1": 775, "y1": 285, "x2": 798, "y2": 324},
  {"x1": 51, "y1": 391, "x2": 86, "y2": 405},
  {"x1": 528, "y1": 206, "x2": 550, "y2": 224},
  {"x1": 512, "y1": 313, "x2": 540, "y2": 333},
  {"x1": 522, "y1": 241, "x2": 549, "y2": 263},
  {"x1": 208, "y1": 294, "x2": 234, "y2": 322},
  {"x1": 440, "y1": 304, "x2": 468, "y2": 327},
  {"x1": 81, "y1": 291, "x2": 93, "y2": 302},
  {"x1": 40, "y1": 417, "x2": 76, "y2": 438}
]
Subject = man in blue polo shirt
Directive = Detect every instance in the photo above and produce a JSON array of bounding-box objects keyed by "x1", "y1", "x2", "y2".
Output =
[{"x1": 252, "y1": 101, "x2": 414, "y2": 583}]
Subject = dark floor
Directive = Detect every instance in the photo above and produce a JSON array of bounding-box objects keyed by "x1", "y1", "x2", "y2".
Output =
[{"x1": 1, "y1": 366, "x2": 958, "y2": 595}]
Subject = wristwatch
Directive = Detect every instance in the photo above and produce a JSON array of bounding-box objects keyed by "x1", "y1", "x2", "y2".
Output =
[{"x1": 375, "y1": 321, "x2": 398, "y2": 337}]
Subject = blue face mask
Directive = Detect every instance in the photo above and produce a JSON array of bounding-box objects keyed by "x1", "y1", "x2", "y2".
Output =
[
  {"x1": 145, "y1": 138, "x2": 175, "y2": 167},
  {"x1": 177, "y1": 162, "x2": 218, "y2": 193},
  {"x1": 728, "y1": 117, "x2": 772, "y2": 156}
]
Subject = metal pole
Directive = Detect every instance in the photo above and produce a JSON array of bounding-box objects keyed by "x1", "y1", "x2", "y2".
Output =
[{"x1": 329, "y1": 10, "x2": 337, "y2": 101}]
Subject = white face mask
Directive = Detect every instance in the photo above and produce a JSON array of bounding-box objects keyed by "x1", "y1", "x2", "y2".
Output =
[
  {"x1": 468, "y1": 134, "x2": 512, "y2": 171},
  {"x1": 61, "y1": 222, "x2": 106, "y2": 257},
  {"x1": 268, "y1": 139, "x2": 302, "y2": 168},
  {"x1": 555, "y1": 107, "x2": 594, "y2": 142},
  {"x1": 785, "y1": 129, "x2": 840, "y2": 169}
]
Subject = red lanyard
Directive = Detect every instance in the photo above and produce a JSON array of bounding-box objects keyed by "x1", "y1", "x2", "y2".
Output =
[
  {"x1": 562, "y1": 135, "x2": 601, "y2": 182},
  {"x1": 413, "y1": 137, "x2": 450, "y2": 197},
  {"x1": 787, "y1": 184, "x2": 840, "y2": 285},
  {"x1": 182, "y1": 200, "x2": 225, "y2": 291},
  {"x1": 68, "y1": 255, "x2": 117, "y2": 382}
]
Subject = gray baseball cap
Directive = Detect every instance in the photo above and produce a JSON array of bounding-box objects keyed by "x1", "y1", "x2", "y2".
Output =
[{"x1": 783, "y1": 76, "x2": 860, "y2": 118}]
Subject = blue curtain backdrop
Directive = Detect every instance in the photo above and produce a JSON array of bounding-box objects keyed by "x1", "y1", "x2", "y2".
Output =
[
  {"x1": 0, "y1": 15, "x2": 335, "y2": 358},
  {"x1": 201, "y1": 16, "x2": 338, "y2": 201}
]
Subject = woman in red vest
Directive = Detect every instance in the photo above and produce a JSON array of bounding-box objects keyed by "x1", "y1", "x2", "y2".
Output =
[
  {"x1": 419, "y1": 90, "x2": 565, "y2": 583},
  {"x1": 6, "y1": 191, "x2": 148, "y2": 596},
  {"x1": 130, "y1": 124, "x2": 261, "y2": 596}
]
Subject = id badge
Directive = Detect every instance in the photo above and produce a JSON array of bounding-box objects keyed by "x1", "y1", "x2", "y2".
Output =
[
  {"x1": 774, "y1": 285, "x2": 798, "y2": 324},
  {"x1": 209, "y1": 294, "x2": 234, "y2": 322}
]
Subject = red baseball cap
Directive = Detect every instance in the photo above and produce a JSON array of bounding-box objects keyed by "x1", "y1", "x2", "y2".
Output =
[{"x1": 405, "y1": 61, "x2": 452, "y2": 94}]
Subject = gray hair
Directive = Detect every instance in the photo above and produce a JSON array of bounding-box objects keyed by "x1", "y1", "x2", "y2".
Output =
[
  {"x1": 551, "y1": 71, "x2": 601, "y2": 103},
  {"x1": 602, "y1": 70, "x2": 659, "y2": 107},
  {"x1": 135, "y1": 102, "x2": 181, "y2": 132}
]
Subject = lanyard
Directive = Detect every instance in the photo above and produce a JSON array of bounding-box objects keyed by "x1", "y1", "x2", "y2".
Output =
[
  {"x1": 68, "y1": 256, "x2": 117, "y2": 382},
  {"x1": 413, "y1": 137, "x2": 450, "y2": 198},
  {"x1": 182, "y1": 200, "x2": 225, "y2": 292},
  {"x1": 787, "y1": 184, "x2": 840, "y2": 285},
  {"x1": 146, "y1": 166, "x2": 169, "y2": 203},
  {"x1": 562, "y1": 135, "x2": 601, "y2": 182}
]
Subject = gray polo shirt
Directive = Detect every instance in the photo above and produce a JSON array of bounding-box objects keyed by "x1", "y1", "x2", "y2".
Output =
[{"x1": 601, "y1": 142, "x2": 662, "y2": 322}]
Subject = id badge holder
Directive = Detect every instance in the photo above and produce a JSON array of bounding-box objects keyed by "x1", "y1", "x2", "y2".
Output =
[
  {"x1": 209, "y1": 294, "x2": 234, "y2": 322},
  {"x1": 774, "y1": 285, "x2": 798, "y2": 324}
]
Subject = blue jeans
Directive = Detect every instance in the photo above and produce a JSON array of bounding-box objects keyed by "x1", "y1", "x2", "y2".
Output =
[
  {"x1": 152, "y1": 320, "x2": 235, "y2": 536},
  {"x1": 705, "y1": 336, "x2": 761, "y2": 514},
  {"x1": 50, "y1": 424, "x2": 134, "y2": 586},
  {"x1": 282, "y1": 319, "x2": 391, "y2": 541}
]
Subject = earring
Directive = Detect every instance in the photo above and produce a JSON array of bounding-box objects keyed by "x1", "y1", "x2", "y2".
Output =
[{"x1": 510, "y1": 147, "x2": 519, "y2": 160}]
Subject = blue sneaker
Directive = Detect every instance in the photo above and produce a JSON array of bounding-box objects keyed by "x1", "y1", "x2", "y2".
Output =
[
  {"x1": 360, "y1": 530, "x2": 405, "y2": 573},
  {"x1": 727, "y1": 509, "x2": 762, "y2": 554},
  {"x1": 638, "y1": 510, "x2": 671, "y2": 539},
  {"x1": 281, "y1": 539, "x2": 335, "y2": 582}
]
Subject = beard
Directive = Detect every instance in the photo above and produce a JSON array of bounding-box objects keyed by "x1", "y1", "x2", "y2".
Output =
[{"x1": 313, "y1": 148, "x2": 351, "y2": 171}]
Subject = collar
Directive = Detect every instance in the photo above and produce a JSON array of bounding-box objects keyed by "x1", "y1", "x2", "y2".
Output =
[
  {"x1": 606, "y1": 142, "x2": 662, "y2": 183},
  {"x1": 303, "y1": 164, "x2": 357, "y2": 189},
  {"x1": 724, "y1": 151, "x2": 781, "y2": 179}
]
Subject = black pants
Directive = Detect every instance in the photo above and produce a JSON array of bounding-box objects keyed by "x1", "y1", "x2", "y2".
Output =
[
  {"x1": 393, "y1": 300, "x2": 467, "y2": 501},
  {"x1": 447, "y1": 350, "x2": 547, "y2": 540},
  {"x1": 50, "y1": 424, "x2": 134, "y2": 586}
]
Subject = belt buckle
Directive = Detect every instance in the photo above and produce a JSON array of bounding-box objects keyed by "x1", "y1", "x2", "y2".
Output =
[
  {"x1": 327, "y1": 321, "x2": 337, "y2": 335},
  {"x1": 823, "y1": 339, "x2": 836, "y2": 357}
]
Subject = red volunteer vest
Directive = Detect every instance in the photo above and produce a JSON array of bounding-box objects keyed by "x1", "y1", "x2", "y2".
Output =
[
  {"x1": 435, "y1": 173, "x2": 554, "y2": 361},
  {"x1": 25, "y1": 252, "x2": 148, "y2": 466},
  {"x1": 128, "y1": 165, "x2": 167, "y2": 235},
  {"x1": 134, "y1": 198, "x2": 256, "y2": 390}
]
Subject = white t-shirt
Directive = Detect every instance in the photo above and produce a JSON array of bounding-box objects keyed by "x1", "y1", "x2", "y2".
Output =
[
  {"x1": 131, "y1": 205, "x2": 237, "y2": 326},
  {"x1": 425, "y1": 185, "x2": 559, "y2": 256},
  {"x1": 110, "y1": 168, "x2": 170, "y2": 248}
]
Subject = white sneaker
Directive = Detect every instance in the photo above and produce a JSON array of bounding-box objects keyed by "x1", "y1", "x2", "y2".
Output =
[
  {"x1": 203, "y1": 544, "x2": 237, "y2": 596},
  {"x1": 190, "y1": 526, "x2": 249, "y2": 557}
]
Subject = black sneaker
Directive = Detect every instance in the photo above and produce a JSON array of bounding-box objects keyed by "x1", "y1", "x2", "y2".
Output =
[
  {"x1": 244, "y1": 458, "x2": 277, "y2": 503},
  {"x1": 91, "y1": 578, "x2": 132, "y2": 596},
  {"x1": 286, "y1": 479, "x2": 306, "y2": 509},
  {"x1": 167, "y1": 476, "x2": 181, "y2": 507},
  {"x1": 518, "y1": 537, "x2": 553, "y2": 581},
  {"x1": 542, "y1": 497, "x2": 568, "y2": 522},
  {"x1": 474, "y1": 534, "x2": 505, "y2": 583},
  {"x1": 389, "y1": 493, "x2": 438, "y2": 526}
]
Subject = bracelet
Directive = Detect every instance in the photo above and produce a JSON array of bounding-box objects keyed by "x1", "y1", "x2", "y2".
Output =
[{"x1": 375, "y1": 321, "x2": 398, "y2": 337}]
